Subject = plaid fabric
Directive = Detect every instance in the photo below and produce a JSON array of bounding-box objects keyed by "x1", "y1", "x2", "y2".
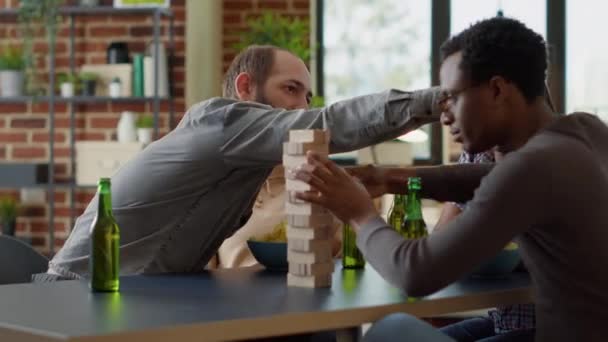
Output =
[
  {"x1": 489, "y1": 304, "x2": 536, "y2": 334},
  {"x1": 454, "y1": 150, "x2": 536, "y2": 333}
]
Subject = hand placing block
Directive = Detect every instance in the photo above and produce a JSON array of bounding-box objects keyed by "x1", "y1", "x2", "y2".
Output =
[
  {"x1": 287, "y1": 273, "x2": 332, "y2": 288},
  {"x1": 289, "y1": 261, "x2": 334, "y2": 277}
]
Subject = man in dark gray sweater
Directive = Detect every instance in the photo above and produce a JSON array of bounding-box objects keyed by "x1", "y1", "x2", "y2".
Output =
[{"x1": 293, "y1": 17, "x2": 608, "y2": 341}]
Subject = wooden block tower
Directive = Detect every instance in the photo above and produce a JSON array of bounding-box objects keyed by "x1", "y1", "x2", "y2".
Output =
[{"x1": 283, "y1": 129, "x2": 334, "y2": 288}]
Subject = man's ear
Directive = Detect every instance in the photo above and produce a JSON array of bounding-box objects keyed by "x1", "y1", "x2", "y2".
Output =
[
  {"x1": 489, "y1": 75, "x2": 508, "y2": 105},
  {"x1": 234, "y1": 72, "x2": 255, "y2": 101}
]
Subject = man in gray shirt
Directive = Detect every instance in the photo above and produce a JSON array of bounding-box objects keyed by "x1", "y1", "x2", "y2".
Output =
[
  {"x1": 46, "y1": 45, "x2": 443, "y2": 279},
  {"x1": 294, "y1": 18, "x2": 608, "y2": 341}
]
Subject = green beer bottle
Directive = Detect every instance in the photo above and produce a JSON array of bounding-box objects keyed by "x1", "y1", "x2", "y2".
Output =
[
  {"x1": 90, "y1": 178, "x2": 120, "y2": 292},
  {"x1": 402, "y1": 177, "x2": 428, "y2": 239},
  {"x1": 388, "y1": 194, "x2": 407, "y2": 237},
  {"x1": 342, "y1": 223, "x2": 365, "y2": 269}
]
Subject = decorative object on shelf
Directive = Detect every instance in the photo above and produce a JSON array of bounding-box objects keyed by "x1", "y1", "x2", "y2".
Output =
[
  {"x1": 17, "y1": 0, "x2": 63, "y2": 96},
  {"x1": 106, "y1": 42, "x2": 130, "y2": 64},
  {"x1": 81, "y1": 64, "x2": 132, "y2": 97},
  {"x1": 0, "y1": 197, "x2": 19, "y2": 237},
  {"x1": 78, "y1": 72, "x2": 98, "y2": 96},
  {"x1": 117, "y1": 111, "x2": 137, "y2": 143},
  {"x1": 108, "y1": 77, "x2": 122, "y2": 98},
  {"x1": 0, "y1": 46, "x2": 25, "y2": 97},
  {"x1": 56, "y1": 72, "x2": 78, "y2": 97},
  {"x1": 132, "y1": 53, "x2": 145, "y2": 97},
  {"x1": 79, "y1": 0, "x2": 99, "y2": 7},
  {"x1": 136, "y1": 114, "x2": 154, "y2": 145},
  {"x1": 76, "y1": 142, "x2": 144, "y2": 186},
  {"x1": 114, "y1": 0, "x2": 170, "y2": 8},
  {"x1": 143, "y1": 41, "x2": 169, "y2": 97}
]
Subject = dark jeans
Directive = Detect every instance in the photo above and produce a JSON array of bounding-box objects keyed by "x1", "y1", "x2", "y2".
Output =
[{"x1": 440, "y1": 317, "x2": 535, "y2": 342}]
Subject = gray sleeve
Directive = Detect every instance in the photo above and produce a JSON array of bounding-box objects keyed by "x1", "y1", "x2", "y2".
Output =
[
  {"x1": 356, "y1": 151, "x2": 550, "y2": 296},
  {"x1": 220, "y1": 88, "x2": 442, "y2": 167}
]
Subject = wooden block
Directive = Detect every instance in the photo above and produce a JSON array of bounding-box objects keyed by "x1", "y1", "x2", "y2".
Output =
[
  {"x1": 288, "y1": 238, "x2": 332, "y2": 253},
  {"x1": 287, "y1": 273, "x2": 332, "y2": 288},
  {"x1": 287, "y1": 214, "x2": 333, "y2": 228},
  {"x1": 287, "y1": 226, "x2": 331, "y2": 240},
  {"x1": 285, "y1": 202, "x2": 329, "y2": 215},
  {"x1": 286, "y1": 190, "x2": 307, "y2": 204},
  {"x1": 289, "y1": 261, "x2": 334, "y2": 277},
  {"x1": 283, "y1": 142, "x2": 329, "y2": 156},
  {"x1": 289, "y1": 129, "x2": 329, "y2": 144},
  {"x1": 288, "y1": 249, "x2": 332, "y2": 263},
  {"x1": 285, "y1": 178, "x2": 311, "y2": 191},
  {"x1": 282, "y1": 154, "x2": 308, "y2": 169}
]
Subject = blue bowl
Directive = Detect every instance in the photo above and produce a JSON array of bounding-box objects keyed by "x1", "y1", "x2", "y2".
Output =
[
  {"x1": 472, "y1": 249, "x2": 521, "y2": 277},
  {"x1": 247, "y1": 240, "x2": 288, "y2": 271}
]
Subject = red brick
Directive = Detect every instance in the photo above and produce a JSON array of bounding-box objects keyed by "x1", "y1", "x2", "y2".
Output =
[
  {"x1": 54, "y1": 163, "x2": 69, "y2": 177},
  {"x1": 174, "y1": 8, "x2": 185, "y2": 21},
  {"x1": 58, "y1": 27, "x2": 86, "y2": 37},
  {"x1": 56, "y1": 118, "x2": 85, "y2": 129},
  {"x1": 15, "y1": 221, "x2": 28, "y2": 233},
  {"x1": 0, "y1": 132, "x2": 27, "y2": 143},
  {"x1": 79, "y1": 15, "x2": 110, "y2": 24},
  {"x1": 32, "y1": 132, "x2": 66, "y2": 143},
  {"x1": 30, "y1": 237, "x2": 47, "y2": 248},
  {"x1": 54, "y1": 207, "x2": 74, "y2": 217},
  {"x1": 223, "y1": 13, "x2": 243, "y2": 24},
  {"x1": 171, "y1": 0, "x2": 185, "y2": 6},
  {"x1": 110, "y1": 15, "x2": 150, "y2": 24},
  {"x1": 13, "y1": 147, "x2": 47, "y2": 159},
  {"x1": 89, "y1": 26, "x2": 127, "y2": 37},
  {"x1": 76, "y1": 103, "x2": 109, "y2": 112},
  {"x1": 90, "y1": 117, "x2": 119, "y2": 129},
  {"x1": 31, "y1": 103, "x2": 68, "y2": 113},
  {"x1": 224, "y1": 0, "x2": 254, "y2": 11},
  {"x1": 127, "y1": 41, "x2": 147, "y2": 54},
  {"x1": 55, "y1": 56, "x2": 86, "y2": 68},
  {"x1": 109, "y1": 102, "x2": 146, "y2": 113},
  {"x1": 0, "y1": 147, "x2": 5, "y2": 159},
  {"x1": 75, "y1": 132, "x2": 106, "y2": 141},
  {"x1": 75, "y1": 41, "x2": 108, "y2": 54},
  {"x1": 258, "y1": 0, "x2": 288, "y2": 10},
  {"x1": 293, "y1": 0, "x2": 310, "y2": 10},
  {"x1": 53, "y1": 192, "x2": 67, "y2": 204},
  {"x1": 0, "y1": 103, "x2": 27, "y2": 113},
  {"x1": 130, "y1": 26, "x2": 159, "y2": 37},
  {"x1": 54, "y1": 238, "x2": 67, "y2": 249},
  {"x1": 33, "y1": 41, "x2": 67, "y2": 54},
  {"x1": 53, "y1": 147, "x2": 71, "y2": 158},
  {"x1": 76, "y1": 192, "x2": 95, "y2": 204},
  {"x1": 0, "y1": 118, "x2": 5, "y2": 127},
  {"x1": 22, "y1": 206, "x2": 46, "y2": 217},
  {"x1": 89, "y1": 56, "x2": 107, "y2": 64},
  {"x1": 11, "y1": 118, "x2": 47, "y2": 129}
]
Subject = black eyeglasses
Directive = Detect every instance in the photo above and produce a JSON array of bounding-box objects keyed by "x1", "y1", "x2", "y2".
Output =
[{"x1": 438, "y1": 83, "x2": 481, "y2": 111}]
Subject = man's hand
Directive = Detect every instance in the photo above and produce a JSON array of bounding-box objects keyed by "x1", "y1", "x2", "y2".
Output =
[
  {"x1": 292, "y1": 152, "x2": 378, "y2": 227},
  {"x1": 345, "y1": 164, "x2": 389, "y2": 198}
]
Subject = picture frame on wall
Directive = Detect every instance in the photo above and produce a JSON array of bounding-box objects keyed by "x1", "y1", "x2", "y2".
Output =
[{"x1": 114, "y1": 0, "x2": 170, "y2": 8}]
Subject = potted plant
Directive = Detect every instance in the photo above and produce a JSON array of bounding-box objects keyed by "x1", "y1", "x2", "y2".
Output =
[
  {"x1": 79, "y1": 71, "x2": 98, "y2": 96},
  {"x1": 0, "y1": 46, "x2": 25, "y2": 97},
  {"x1": 0, "y1": 197, "x2": 19, "y2": 236},
  {"x1": 56, "y1": 72, "x2": 78, "y2": 97},
  {"x1": 136, "y1": 114, "x2": 154, "y2": 145}
]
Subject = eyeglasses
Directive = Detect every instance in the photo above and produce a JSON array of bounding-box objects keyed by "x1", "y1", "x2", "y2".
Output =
[{"x1": 438, "y1": 84, "x2": 480, "y2": 111}]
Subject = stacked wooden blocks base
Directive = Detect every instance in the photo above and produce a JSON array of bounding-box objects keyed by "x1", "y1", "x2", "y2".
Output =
[{"x1": 284, "y1": 129, "x2": 334, "y2": 288}]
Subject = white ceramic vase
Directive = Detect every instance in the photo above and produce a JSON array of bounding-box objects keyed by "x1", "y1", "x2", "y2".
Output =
[{"x1": 117, "y1": 111, "x2": 137, "y2": 143}]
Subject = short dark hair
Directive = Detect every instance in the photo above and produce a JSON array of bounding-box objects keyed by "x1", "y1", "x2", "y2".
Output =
[
  {"x1": 440, "y1": 17, "x2": 547, "y2": 102},
  {"x1": 222, "y1": 45, "x2": 287, "y2": 99}
]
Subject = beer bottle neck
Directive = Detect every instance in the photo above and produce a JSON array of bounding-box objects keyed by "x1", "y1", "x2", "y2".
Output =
[
  {"x1": 406, "y1": 190, "x2": 423, "y2": 220},
  {"x1": 97, "y1": 183, "x2": 113, "y2": 217}
]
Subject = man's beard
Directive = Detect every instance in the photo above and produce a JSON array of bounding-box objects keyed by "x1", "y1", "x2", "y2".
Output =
[{"x1": 254, "y1": 89, "x2": 271, "y2": 107}]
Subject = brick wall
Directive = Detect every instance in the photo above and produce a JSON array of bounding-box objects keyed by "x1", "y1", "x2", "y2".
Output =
[
  {"x1": 0, "y1": 0, "x2": 186, "y2": 254},
  {"x1": 222, "y1": 0, "x2": 310, "y2": 72},
  {"x1": 0, "y1": 0, "x2": 310, "y2": 255}
]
